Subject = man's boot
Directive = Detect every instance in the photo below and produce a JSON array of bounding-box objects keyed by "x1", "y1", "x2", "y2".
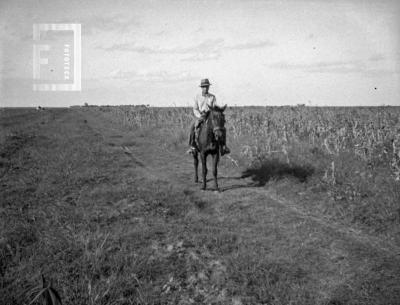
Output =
[{"x1": 186, "y1": 147, "x2": 196, "y2": 154}]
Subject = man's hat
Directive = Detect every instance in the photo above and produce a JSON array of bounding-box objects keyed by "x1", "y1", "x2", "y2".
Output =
[{"x1": 199, "y1": 79, "x2": 211, "y2": 87}]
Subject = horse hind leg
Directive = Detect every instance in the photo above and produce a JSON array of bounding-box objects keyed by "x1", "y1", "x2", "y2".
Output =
[
  {"x1": 193, "y1": 151, "x2": 199, "y2": 183},
  {"x1": 212, "y1": 153, "x2": 219, "y2": 191},
  {"x1": 201, "y1": 153, "x2": 207, "y2": 190}
]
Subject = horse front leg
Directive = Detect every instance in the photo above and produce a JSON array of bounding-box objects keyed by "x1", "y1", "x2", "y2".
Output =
[
  {"x1": 212, "y1": 152, "x2": 219, "y2": 191},
  {"x1": 193, "y1": 151, "x2": 199, "y2": 183},
  {"x1": 201, "y1": 153, "x2": 207, "y2": 190}
]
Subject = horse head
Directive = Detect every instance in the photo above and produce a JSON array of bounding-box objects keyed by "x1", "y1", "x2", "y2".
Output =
[{"x1": 208, "y1": 105, "x2": 226, "y2": 142}]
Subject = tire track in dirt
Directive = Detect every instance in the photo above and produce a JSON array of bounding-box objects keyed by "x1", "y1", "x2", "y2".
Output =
[{"x1": 265, "y1": 190, "x2": 400, "y2": 255}]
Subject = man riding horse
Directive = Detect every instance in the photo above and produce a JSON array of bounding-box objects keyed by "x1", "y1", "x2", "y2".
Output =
[{"x1": 187, "y1": 79, "x2": 230, "y2": 156}]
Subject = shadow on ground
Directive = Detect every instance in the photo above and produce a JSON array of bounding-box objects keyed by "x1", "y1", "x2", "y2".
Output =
[{"x1": 241, "y1": 158, "x2": 314, "y2": 186}]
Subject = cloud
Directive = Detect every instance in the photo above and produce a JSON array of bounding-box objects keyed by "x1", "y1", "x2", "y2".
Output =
[
  {"x1": 101, "y1": 38, "x2": 224, "y2": 54},
  {"x1": 368, "y1": 54, "x2": 385, "y2": 62},
  {"x1": 82, "y1": 14, "x2": 140, "y2": 35},
  {"x1": 269, "y1": 60, "x2": 398, "y2": 75},
  {"x1": 107, "y1": 69, "x2": 199, "y2": 83},
  {"x1": 100, "y1": 38, "x2": 224, "y2": 62},
  {"x1": 227, "y1": 40, "x2": 275, "y2": 50},
  {"x1": 99, "y1": 38, "x2": 275, "y2": 61},
  {"x1": 181, "y1": 52, "x2": 221, "y2": 62},
  {"x1": 270, "y1": 60, "x2": 351, "y2": 70},
  {"x1": 153, "y1": 30, "x2": 165, "y2": 36}
]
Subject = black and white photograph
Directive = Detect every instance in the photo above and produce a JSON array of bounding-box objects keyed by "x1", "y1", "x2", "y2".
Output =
[{"x1": 1, "y1": 0, "x2": 400, "y2": 304}]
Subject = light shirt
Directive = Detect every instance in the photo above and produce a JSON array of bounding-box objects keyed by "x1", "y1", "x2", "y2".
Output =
[{"x1": 193, "y1": 93, "x2": 222, "y2": 118}]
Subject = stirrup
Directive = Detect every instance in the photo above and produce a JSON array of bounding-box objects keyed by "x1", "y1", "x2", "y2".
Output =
[{"x1": 186, "y1": 147, "x2": 196, "y2": 155}]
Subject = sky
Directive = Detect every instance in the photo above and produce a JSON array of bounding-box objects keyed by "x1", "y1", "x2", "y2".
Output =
[{"x1": 0, "y1": 0, "x2": 399, "y2": 107}]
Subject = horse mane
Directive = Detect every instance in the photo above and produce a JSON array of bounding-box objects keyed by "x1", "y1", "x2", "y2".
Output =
[
  {"x1": 203, "y1": 108, "x2": 218, "y2": 126},
  {"x1": 209, "y1": 105, "x2": 225, "y2": 113},
  {"x1": 204, "y1": 106, "x2": 225, "y2": 121}
]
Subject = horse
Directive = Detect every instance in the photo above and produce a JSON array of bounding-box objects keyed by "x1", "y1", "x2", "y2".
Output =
[{"x1": 192, "y1": 105, "x2": 226, "y2": 191}]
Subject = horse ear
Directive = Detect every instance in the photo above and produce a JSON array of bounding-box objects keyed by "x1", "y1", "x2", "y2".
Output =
[{"x1": 221, "y1": 104, "x2": 227, "y2": 112}]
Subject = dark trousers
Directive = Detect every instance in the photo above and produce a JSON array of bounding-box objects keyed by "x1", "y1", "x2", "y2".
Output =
[{"x1": 188, "y1": 122, "x2": 196, "y2": 146}]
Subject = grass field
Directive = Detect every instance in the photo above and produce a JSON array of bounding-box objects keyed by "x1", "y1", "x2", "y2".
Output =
[{"x1": 1, "y1": 106, "x2": 400, "y2": 305}]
